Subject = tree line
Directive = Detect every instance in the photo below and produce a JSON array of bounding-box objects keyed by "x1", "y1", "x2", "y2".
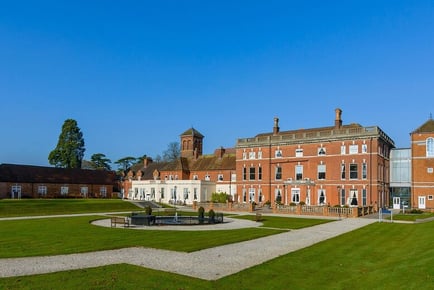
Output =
[{"x1": 48, "y1": 119, "x2": 180, "y2": 171}]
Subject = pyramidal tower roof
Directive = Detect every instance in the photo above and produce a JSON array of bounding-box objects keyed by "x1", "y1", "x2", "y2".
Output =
[
  {"x1": 180, "y1": 127, "x2": 204, "y2": 138},
  {"x1": 412, "y1": 116, "x2": 434, "y2": 134}
]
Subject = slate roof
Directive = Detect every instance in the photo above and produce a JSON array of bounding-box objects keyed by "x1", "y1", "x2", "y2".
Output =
[
  {"x1": 256, "y1": 123, "x2": 363, "y2": 138},
  {"x1": 188, "y1": 154, "x2": 235, "y2": 171},
  {"x1": 180, "y1": 127, "x2": 204, "y2": 138},
  {"x1": 412, "y1": 118, "x2": 434, "y2": 133},
  {"x1": 129, "y1": 152, "x2": 236, "y2": 180},
  {"x1": 0, "y1": 164, "x2": 117, "y2": 184}
]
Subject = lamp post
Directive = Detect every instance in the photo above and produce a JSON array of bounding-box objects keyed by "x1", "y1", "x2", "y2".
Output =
[
  {"x1": 337, "y1": 185, "x2": 341, "y2": 220},
  {"x1": 174, "y1": 186, "x2": 178, "y2": 222}
]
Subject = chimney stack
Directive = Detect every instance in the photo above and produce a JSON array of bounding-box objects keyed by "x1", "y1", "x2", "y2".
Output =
[
  {"x1": 143, "y1": 157, "x2": 153, "y2": 168},
  {"x1": 273, "y1": 117, "x2": 280, "y2": 135},
  {"x1": 335, "y1": 108, "x2": 342, "y2": 129}
]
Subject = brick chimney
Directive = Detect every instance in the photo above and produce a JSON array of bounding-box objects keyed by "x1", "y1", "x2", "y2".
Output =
[
  {"x1": 335, "y1": 108, "x2": 342, "y2": 129},
  {"x1": 214, "y1": 147, "x2": 226, "y2": 159},
  {"x1": 143, "y1": 157, "x2": 153, "y2": 168},
  {"x1": 273, "y1": 117, "x2": 280, "y2": 135}
]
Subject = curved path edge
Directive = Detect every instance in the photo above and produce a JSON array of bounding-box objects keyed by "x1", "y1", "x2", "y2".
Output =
[{"x1": 0, "y1": 218, "x2": 376, "y2": 281}]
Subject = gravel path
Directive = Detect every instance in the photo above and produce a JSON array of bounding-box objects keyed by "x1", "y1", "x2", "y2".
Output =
[{"x1": 0, "y1": 217, "x2": 375, "y2": 280}]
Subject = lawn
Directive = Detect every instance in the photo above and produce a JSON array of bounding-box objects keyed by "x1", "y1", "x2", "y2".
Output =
[
  {"x1": 0, "y1": 199, "x2": 141, "y2": 217},
  {"x1": 0, "y1": 215, "x2": 286, "y2": 258},
  {"x1": 234, "y1": 214, "x2": 333, "y2": 229},
  {"x1": 1, "y1": 200, "x2": 433, "y2": 289},
  {"x1": 393, "y1": 212, "x2": 434, "y2": 221},
  {"x1": 1, "y1": 221, "x2": 433, "y2": 289}
]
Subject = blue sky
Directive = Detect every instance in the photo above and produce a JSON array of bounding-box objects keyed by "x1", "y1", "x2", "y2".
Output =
[{"x1": 1, "y1": 1, "x2": 433, "y2": 168}]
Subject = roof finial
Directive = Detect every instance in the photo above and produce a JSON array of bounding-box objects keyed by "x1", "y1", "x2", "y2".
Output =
[{"x1": 430, "y1": 112, "x2": 433, "y2": 120}]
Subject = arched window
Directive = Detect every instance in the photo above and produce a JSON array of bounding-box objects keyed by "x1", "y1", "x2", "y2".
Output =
[{"x1": 427, "y1": 137, "x2": 434, "y2": 157}]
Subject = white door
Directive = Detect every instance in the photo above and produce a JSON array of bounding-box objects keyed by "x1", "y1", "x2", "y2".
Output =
[
  {"x1": 418, "y1": 196, "x2": 426, "y2": 209},
  {"x1": 393, "y1": 197, "x2": 401, "y2": 210}
]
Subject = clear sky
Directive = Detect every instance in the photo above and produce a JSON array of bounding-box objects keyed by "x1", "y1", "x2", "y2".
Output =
[{"x1": 1, "y1": 1, "x2": 433, "y2": 168}]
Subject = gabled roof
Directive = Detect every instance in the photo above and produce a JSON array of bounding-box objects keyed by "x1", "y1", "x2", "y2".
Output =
[
  {"x1": 0, "y1": 163, "x2": 117, "y2": 184},
  {"x1": 180, "y1": 127, "x2": 204, "y2": 138},
  {"x1": 412, "y1": 118, "x2": 434, "y2": 134}
]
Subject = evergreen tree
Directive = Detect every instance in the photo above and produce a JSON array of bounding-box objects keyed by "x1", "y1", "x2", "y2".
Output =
[
  {"x1": 114, "y1": 156, "x2": 136, "y2": 171},
  {"x1": 48, "y1": 119, "x2": 85, "y2": 168},
  {"x1": 90, "y1": 153, "x2": 112, "y2": 170}
]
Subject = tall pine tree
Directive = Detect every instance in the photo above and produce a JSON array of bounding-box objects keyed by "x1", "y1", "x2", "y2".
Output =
[{"x1": 48, "y1": 119, "x2": 85, "y2": 168}]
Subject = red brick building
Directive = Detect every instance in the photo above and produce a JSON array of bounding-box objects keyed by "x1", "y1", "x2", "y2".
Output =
[
  {"x1": 410, "y1": 118, "x2": 434, "y2": 210},
  {"x1": 121, "y1": 128, "x2": 236, "y2": 203},
  {"x1": 0, "y1": 164, "x2": 118, "y2": 198},
  {"x1": 235, "y1": 109, "x2": 395, "y2": 208}
]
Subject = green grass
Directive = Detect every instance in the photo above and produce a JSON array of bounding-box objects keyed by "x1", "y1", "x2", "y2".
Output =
[
  {"x1": 393, "y1": 212, "x2": 434, "y2": 221},
  {"x1": 0, "y1": 215, "x2": 285, "y2": 258},
  {"x1": 0, "y1": 199, "x2": 140, "y2": 217},
  {"x1": 1, "y1": 200, "x2": 433, "y2": 289},
  {"x1": 234, "y1": 214, "x2": 332, "y2": 229},
  {"x1": 1, "y1": 221, "x2": 433, "y2": 289}
]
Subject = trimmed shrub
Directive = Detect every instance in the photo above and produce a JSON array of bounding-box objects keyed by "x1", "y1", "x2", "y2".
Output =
[
  {"x1": 209, "y1": 209, "x2": 216, "y2": 223},
  {"x1": 198, "y1": 206, "x2": 205, "y2": 224},
  {"x1": 145, "y1": 205, "x2": 152, "y2": 215}
]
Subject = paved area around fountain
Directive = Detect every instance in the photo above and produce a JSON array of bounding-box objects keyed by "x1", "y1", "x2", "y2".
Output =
[{"x1": 0, "y1": 215, "x2": 376, "y2": 280}]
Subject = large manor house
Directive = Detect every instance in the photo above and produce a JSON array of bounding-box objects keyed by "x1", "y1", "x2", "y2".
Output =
[{"x1": 1, "y1": 109, "x2": 434, "y2": 213}]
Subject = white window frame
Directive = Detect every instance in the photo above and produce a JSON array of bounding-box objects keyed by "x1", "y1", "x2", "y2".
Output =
[
  {"x1": 318, "y1": 164, "x2": 326, "y2": 180},
  {"x1": 249, "y1": 151, "x2": 256, "y2": 159},
  {"x1": 275, "y1": 166, "x2": 282, "y2": 180},
  {"x1": 295, "y1": 165, "x2": 303, "y2": 181},
  {"x1": 11, "y1": 185, "x2": 22, "y2": 199},
  {"x1": 350, "y1": 163, "x2": 358, "y2": 179},
  {"x1": 291, "y1": 188, "x2": 300, "y2": 204},
  {"x1": 349, "y1": 144, "x2": 358, "y2": 154},
  {"x1": 349, "y1": 189, "x2": 358, "y2": 206},
  {"x1": 341, "y1": 145, "x2": 346, "y2": 155},
  {"x1": 427, "y1": 137, "x2": 434, "y2": 157},
  {"x1": 38, "y1": 185, "x2": 47, "y2": 196},
  {"x1": 60, "y1": 186, "x2": 69, "y2": 196},
  {"x1": 318, "y1": 190, "x2": 326, "y2": 205},
  {"x1": 100, "y1": 186, "x2": 107, "y2": 197},
  {"x1": 295, "y1": 148, "x2": 303, "y2": 157},
  {"x1": 80, "y1": 186, "x2": 88, "y2": 197},
  {"x1": 341, "y1": 163, "x2": 346, "y2": 179},
  {"x1": 249, "y1": 188, "x2": 255, "y2": 203},
  {"x1": 362, "y1": 163, "x2": 367, "y2": 179},
  {"x1": 249, "y1": 167, "x2": 255, "y2": 180},
  {"x1": 275, "y1": 150, "x2": 282, "y2": 158}
]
